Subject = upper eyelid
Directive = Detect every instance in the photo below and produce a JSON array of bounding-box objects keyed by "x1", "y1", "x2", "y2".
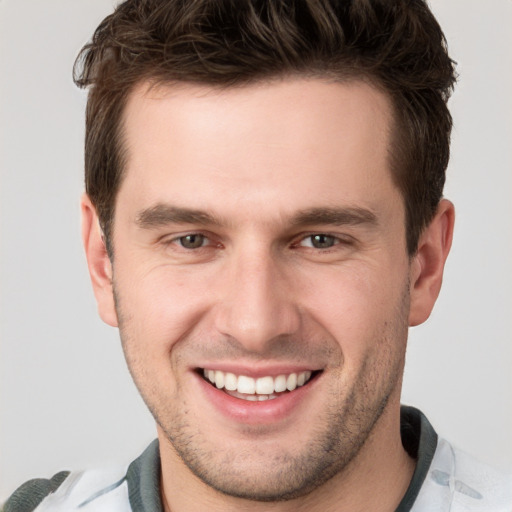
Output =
[
  {"x1": 293, "y1": 231, "x2": 354, "y2": 243},
  {"x1": 158, "y1": 230, "x2": 354, "y2": 247},
  {"x1": 157, "y1": 235, "x2": 209, "y2": 254},
  {"x1": 159, "y1": 229, "x2": 213, "y2": 241}
]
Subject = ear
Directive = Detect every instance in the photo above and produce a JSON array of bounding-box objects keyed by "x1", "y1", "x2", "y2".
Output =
[
  {"x1": 81, "y1": 194, "x2": 118, "y2": 327},
  {"x1": 409, "y1": 199, "x2": 455, "y2": 326}
]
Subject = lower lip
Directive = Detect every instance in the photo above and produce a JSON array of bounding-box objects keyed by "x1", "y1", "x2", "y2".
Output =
[{"x1": 195, "y1": 372, "x2": 318, "y2": 425}]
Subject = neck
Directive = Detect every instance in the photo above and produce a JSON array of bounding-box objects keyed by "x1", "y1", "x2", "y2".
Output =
[{"x1": 159, "y1": 401, "x2": 415, "y2": 512}]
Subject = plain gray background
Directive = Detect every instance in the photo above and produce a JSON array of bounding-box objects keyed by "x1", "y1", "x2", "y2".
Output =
[{"x1": 1, "y1": 0, "x2": 511, "y2": 501}]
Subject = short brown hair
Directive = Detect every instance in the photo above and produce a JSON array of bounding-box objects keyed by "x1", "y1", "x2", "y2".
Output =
[{"x1": 74, "y1": 0, "x2": 456, "y2": 255}]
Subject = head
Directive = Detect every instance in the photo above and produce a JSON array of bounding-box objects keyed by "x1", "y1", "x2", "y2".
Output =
[
  {"x1": 78, "y1": 0, "x2": 456, "y2": 505},
  {"x1": 75, "y1": 0, "x2": 456, "y2": 258}
]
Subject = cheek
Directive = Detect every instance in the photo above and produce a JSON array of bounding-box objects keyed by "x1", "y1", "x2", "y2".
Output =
[
  {"x1": 300, "y1": 262, "x2": 409, "y2": 357},
  {"x1": 114, "y1": 263, "x2": 214, "y2": 354}
]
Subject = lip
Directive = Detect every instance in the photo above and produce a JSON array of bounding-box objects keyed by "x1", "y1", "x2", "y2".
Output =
[{"x1": 192, "y1": 367, "x2": 321, "y2": 425}]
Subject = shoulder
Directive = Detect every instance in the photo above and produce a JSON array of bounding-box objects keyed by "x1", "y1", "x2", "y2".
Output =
[
  {"x1": 3, "y1": 466, "x2": 130, "y2": 512},
  {"x1": 2, "y1": 440, "x2": 160, "y2": 512},
  {"x1": 413, "y1": 438, "x2": 512, "y2": 511},
  {"x1": 3, "y1": 471, "x2": 70, "y2": 512},
  {"x1": 448, "y1": 441, "x2": 512, "y2": 509}
]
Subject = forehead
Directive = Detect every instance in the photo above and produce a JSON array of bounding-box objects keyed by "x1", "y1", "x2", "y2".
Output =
[{"x1": 118, "y1": 77, "x2": 397, "y2": 222}]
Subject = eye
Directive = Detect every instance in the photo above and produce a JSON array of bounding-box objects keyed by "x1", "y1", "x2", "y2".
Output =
[
  {"x1": 177, "y1": 234, "x2": 207, "y2": 249},
  {"x1": 301, "y1": 234, "x2": 338, "y2": 249}
]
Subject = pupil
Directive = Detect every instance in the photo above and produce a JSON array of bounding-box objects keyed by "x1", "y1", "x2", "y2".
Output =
[
  {"x1": 181, "y1": 234, "x2": 204, "y2": 249},
  {"x1": 312, "y1": 234, "x2": 334, "y2": 248}
]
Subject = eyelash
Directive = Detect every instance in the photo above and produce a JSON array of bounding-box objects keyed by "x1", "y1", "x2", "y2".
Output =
[
  {"x1": 296, "y1": 233, "x2": 343, "y2": 250},
  {"x1": 164, "y1": 232, "x2": 218, "y2": 250},
  {"x1": 163, "y1": 232, "x2": 352, "y2": 252}
]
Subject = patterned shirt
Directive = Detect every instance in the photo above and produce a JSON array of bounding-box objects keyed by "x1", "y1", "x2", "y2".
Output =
[{"x1": 4, "y1": 407, "x2": 511, "y2": 511}]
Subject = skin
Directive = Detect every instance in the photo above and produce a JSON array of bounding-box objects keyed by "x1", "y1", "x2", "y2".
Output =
[{"x1": 82, "y1": 78, "x2": 454, "y2": 511}]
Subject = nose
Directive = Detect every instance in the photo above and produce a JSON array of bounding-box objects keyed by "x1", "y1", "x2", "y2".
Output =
[{"x1": 212, "y1": 246, "x2": 301, "y2": 353}]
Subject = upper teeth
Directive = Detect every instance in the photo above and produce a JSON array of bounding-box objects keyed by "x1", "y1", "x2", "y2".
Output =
[{"x1": 203, "y1": 369, "x2": 312, "y2": 395}]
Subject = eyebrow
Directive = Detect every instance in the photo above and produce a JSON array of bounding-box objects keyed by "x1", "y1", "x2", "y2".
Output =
[
  {"x1": 135, "y1": 204, "x2": 378, "y2": 230},
  {"x1": 290, "y1": 207, "x2": 378, "y2": 227},
  {"x1": 136, "y1": 204, "x2": 222, "y2": 228}
]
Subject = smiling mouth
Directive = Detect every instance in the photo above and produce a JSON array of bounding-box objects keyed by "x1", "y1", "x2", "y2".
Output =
[{"x1": 199, "y1": 368, "x2": 320, "y2": 401}]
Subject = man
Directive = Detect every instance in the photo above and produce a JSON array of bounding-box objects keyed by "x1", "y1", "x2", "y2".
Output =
[{"x1": 4, "y1": 0, "x2": 511, "y2": 511}]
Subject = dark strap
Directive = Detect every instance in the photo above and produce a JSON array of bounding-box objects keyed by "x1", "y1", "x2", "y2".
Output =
[
  {"x1": 395, "y1": 405, "x2": 438, "y2": 511},
  {"x1": 126, "y1": 439, "x2": 163, "y2": 511},
  {"x1": 4, "y1": 471, "x2": 70, "y2": 512}
]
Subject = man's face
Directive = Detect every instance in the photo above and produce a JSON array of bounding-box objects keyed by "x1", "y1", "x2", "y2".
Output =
[{"x1": 101, "y1": 78, "x2": 415, "y2": 499}]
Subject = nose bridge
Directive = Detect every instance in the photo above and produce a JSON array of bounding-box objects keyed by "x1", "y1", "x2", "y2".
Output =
[{"x1": 214, "y1": 242, "x2": 300, "y2": 352}]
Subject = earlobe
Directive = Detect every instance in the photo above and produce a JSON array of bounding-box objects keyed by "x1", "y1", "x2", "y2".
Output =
[
  {"x1": 81, "y1": 194, "x2": 118, "y2": 327},
  {"x1": 409, "y1": 199, "x2": 455, "y2": 326}
]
